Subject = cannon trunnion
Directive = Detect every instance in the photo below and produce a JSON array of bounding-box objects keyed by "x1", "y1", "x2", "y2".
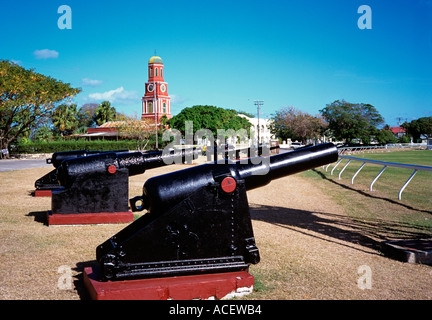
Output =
[{"x1": 96, "y1": 143, "x2": 338, "y2": 280}]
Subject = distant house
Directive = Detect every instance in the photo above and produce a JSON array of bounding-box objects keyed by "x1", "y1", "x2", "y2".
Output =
[
  {"x1": 238, "y1": 114, "x2": 275, "y2": 144},
  {"x1": 389, "y1": 126, "x2": 406, "y2": 139},
  {"x1": 82, "y1": 122, "x2": 121, "y2": 139},
  {"x1": 82, "y1": 121, "x2": 155, "y2": 140}
]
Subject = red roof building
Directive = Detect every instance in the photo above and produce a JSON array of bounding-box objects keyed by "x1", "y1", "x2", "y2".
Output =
[{"x1": 389, "y1": 127, "x2": 406, "y2": 138}]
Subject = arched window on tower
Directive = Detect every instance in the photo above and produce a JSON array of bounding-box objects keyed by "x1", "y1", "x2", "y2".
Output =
[
  {"x1": 155, "y1": 68, "x2": 158, "y2": 77},
  {"x1": 162, "y1": 102, "x2": 167, "y2": 113},
  {"x1": 148, "y1": 101, "x2": 153, "y2": 113},
  {"x1": 161, "y1": 68, "x2": 163, "y2": 77},
  {"x1": 149, "y1": 68, "x2": 153, "y2": 77}
]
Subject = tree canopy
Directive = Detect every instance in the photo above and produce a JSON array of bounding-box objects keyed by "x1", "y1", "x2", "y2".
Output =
[
  {"x1": 319, "y1": 100, "x2": 384, "y2": 144},
  {"x1": 114, "y1": 113, "x2": 153, "y2": 151},
  {"x1": 402, "y1": 117, "x2": 432, "y2": 142},
  {"x1": 375, "y1": 125, "x2": 397, "y2": 145},
  {"x1": 0, "y1": 60, "x2": 81, "y2": 154},
  {"x1": 269, "y1": 106, "x2": 327, "y2": 143},
  {"x1": 78, "y1": 103, "x2": 99, "y2": 128},
  {"x1": 94, "y1": 101, "x2": 117, "y2": 125},
  {"x1": 52, "y1": 103, "x2": 79, "y2": 136},
  {"x1": 168, "y1": 105, "x2": 252, "y2": 139}
]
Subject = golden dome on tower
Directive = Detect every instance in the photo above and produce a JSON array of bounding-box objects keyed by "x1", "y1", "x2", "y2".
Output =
[{"x1": 149, "y1": 56, "x2": 163, "y2": 64}]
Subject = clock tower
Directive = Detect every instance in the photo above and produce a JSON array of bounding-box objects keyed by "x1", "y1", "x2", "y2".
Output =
[{"x1": 141, "y1": 56, "x2": 171, "y2": 122}]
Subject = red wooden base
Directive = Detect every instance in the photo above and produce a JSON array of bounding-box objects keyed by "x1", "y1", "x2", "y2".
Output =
[
  {"x1": 47, "y1": 211, "x2": 134, "y2": 226},
  {"x1": 34, "y1": 189, "x2": 52, "y2": 197},
  {"x1": 83, "y1": 266, "x2": 254, "y2": 300}
]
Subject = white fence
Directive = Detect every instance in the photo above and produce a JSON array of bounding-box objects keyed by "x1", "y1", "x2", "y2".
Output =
[
  {"x1": 326, "y1": 155, "x2": 432, "y2": 200},
  {"x1": 338, "y1": 144, "x2": 426, "y2": 155}
]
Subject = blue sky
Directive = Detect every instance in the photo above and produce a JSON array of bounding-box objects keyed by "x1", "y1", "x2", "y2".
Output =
[{"x1": 1, "y1": 0, "x2": 431, "y2": 126}]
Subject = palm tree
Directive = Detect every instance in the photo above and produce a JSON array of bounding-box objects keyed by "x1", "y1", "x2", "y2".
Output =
[
  {"x1": 52, "y1": 104, "x2": 79, "y2": 136},
  {"x1": 94, "y1": 101, "x2": 117, "y2": 125}
]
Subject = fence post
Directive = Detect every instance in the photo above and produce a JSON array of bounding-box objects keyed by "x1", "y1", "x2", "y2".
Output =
[
  {"x1": 351, "y1": 162, "x2": 366, "y2": 185},
  {"x1": 338, "y1": 159, "x2": 351, "y2": 180},
  {"x1": 331, "y1": 158, "x2": 343, "y2": 175},
  {"x1": 370, "y1": 166, "x2": 387, "y2": 191},
  {"x1": 398, "y1": 170, "x2": 418, "y2": 200}
]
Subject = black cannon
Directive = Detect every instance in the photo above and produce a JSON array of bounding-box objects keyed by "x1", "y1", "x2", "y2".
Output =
[
  {"x1": 34, "y1": 149, "x2": 129, "y2": 194},
  {"x1": 50, "y1": 148, "x2": 198, "y2": 217},
  {"x1": 95, "y1": 143, "x2": 338, "y2": 280},
  {"x1": 210, "y1": 143, "x2": 278, "y2": 162}
]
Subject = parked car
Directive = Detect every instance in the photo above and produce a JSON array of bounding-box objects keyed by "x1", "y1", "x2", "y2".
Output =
[{"x1": 290, "y1": 142, "x2": 305, "y2": 150}]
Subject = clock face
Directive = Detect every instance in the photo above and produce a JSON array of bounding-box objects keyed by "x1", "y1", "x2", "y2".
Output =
[
  {"x1": 160, "y1": 84, "x2": 166, "y2": 92},
  {"x1": 148, "y1": 84, "x2": 154, "y2": 92}
]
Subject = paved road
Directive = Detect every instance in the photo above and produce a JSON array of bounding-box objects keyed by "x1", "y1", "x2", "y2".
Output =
[{"x1": 0, "y1": 159, "x2": 51, "y2": 172}]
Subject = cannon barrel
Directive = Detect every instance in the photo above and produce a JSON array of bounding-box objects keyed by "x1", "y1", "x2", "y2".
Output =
[
  {"x1": 47, "y1": 149, "x2": 129, "y2": 168},
  {"x1": 134, "y1": 143, "x2": 337, "y2": 213},
  {"x1": 238, "y1": 142, "x2": 336, "y2": 190},
  {"x1": 56, "y1": 148, "x2": 199, "y2": 188},
  {"x1": 35, "y1": 149, "x2": 129, "y2": 191}
]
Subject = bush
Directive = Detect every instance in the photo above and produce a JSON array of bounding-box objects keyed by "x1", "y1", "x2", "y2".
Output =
[
  {"x1": 11, "y1": 131, "x2": 173, "y2": 155},
  {"x1": 11, "y1": 139, "x2": 139, "y2": 154}
]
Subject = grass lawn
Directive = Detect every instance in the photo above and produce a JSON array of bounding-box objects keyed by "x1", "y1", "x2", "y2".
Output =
[{"x1": 302, "y1": 150, "x2": 432, "y2": 239}]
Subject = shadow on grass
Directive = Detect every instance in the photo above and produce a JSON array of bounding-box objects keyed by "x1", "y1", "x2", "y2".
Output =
[
  {"x1": 250, "y1": 204, "x2": 432, "y2": 256},
  {"x1": 26, "y1": 211, "x2": 48, "y2": 225}
]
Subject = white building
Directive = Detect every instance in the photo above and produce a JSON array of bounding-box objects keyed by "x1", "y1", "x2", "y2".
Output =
[{"x1": 238, "y1": 114, "x2": 275, "y2": 144}]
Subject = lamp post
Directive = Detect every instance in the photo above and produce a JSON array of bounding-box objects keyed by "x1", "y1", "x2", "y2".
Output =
[
  {"x1": 254, "y1": 100, "x2": 263, "y2": 145},
  {"x1": 154, "y1": 81, "x2": 158, "y2": 149}
]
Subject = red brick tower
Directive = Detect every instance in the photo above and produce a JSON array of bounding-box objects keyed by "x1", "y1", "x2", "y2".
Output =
[{"x1": 141, "y1": 56, "x2": 171, "y2": 122}]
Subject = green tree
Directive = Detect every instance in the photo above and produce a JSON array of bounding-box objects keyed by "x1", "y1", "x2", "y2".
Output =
[
  {"x1": 319, "y1": 100, "x2": 384, "y2": 144},
  {"x1": 93, "y1": 101, "x2": 117, "y2": 125},
  {"x1": 270, "y1": 106, "x2": 327, "y2": 143},
  {"x1": 114, "y1": 113, "x2": 153, "y2": 151},
  {"x1": 34, "y1": 125, "x2": 54, "y2": 142},
  {"x1": 237, "y1": 110, "x2": 255, "y2": 118},
  {"x1": 52, "y1": 103, "x2": 79, "y2": 136},
  {"x1": 0, "y1": 60, "x2": 81, "y2": 156},
  {"x1": 160, "y1": 114, "x2": 169, "y2": 127},
  {"x1": 168, "y1": 105, "x2": 252, "y2": 139},
  {"x1": 402, "y1": 117, "x2": 432, "y2": 142},
  {"x1": 78, "y1": 103, "x2": 98, "y2": 128},
  {"x1": 375, "y1": 125, "x2": 397, "y2": 144}
]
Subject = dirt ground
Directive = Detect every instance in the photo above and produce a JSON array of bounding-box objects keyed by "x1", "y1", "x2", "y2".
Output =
[{"x1": 0, "y1": 158, "x2": 431, "y2": 300}]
